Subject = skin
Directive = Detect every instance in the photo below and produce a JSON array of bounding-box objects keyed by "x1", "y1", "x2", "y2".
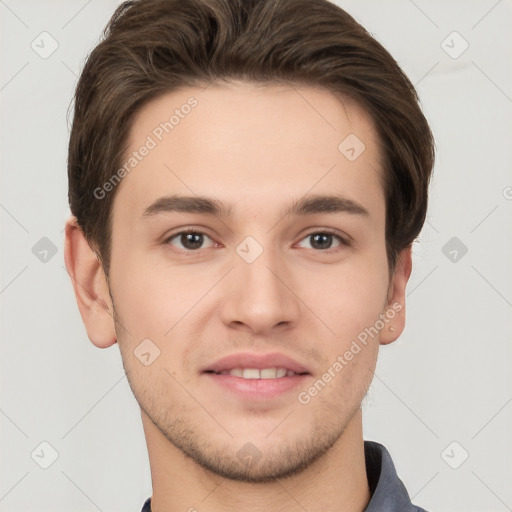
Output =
[{"x1": 65, "y1": 81, "x2": 412, "y2": 512}]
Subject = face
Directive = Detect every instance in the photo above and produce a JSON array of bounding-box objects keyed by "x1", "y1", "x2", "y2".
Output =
[{"x1": 105, "y1": 81, "x2": 400, "y2": 482}]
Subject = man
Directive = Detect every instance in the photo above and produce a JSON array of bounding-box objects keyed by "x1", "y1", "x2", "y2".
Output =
[{"x1": 64, "y1": 0, "x2": 435, "y2": 510}]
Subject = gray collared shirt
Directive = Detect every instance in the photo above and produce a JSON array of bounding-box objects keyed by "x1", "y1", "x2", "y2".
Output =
[
  {"x1": 363, "y1": 440, "x2": 428, "y2": 511},
  {"x1": 140, "y1": 440, "x2": 428, "y2": 512}
]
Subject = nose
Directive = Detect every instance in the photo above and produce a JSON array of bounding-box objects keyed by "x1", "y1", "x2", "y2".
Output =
[{"x1": 219, "y1": 245, "x2": 301, "y2": 336}]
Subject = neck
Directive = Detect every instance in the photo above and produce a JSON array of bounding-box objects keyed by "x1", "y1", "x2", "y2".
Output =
[{"x1": 143, "y1": 408, "x2": 371, "y2": 512}]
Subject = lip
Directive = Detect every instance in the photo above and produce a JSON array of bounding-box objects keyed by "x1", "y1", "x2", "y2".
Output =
[
  {"x1": 204, "y1": 372, "x2": 310, "y2": 400},
  {"x1": 202, "y1": 352, "x2": 310, "y2": 374},
  {"x1": 201, "y1": 352, "x2": 311, "y2": 400}
]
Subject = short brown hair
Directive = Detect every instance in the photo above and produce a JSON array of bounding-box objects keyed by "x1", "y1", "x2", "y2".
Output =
[{"x1": 68, "y1": 0, "x2": 435, "y2": 276}]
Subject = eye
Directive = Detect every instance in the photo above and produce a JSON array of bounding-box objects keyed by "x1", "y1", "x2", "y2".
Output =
[
  {"x1": 297, "y1": 231, "x2": 348, "y2": 251},
  {"x1": 165, "y1": 230, "x2": 216, "y2": 251},
  {"x1": 164, "y1": 229, "x2": 349, "y2": 253}
]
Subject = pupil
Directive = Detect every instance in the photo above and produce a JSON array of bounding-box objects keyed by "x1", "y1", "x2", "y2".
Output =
[
  {"x1": 182, "y1": 232, "x2": 203, "y2": 249},
  {"x1": 311, "y1": 233, "x2": 332, "y2": 250}
]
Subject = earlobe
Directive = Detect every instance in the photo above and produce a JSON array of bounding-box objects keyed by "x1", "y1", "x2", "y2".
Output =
[
  {"x1": 63, "y1": 216, "x2": 117, "y2": 349},
  {"x1": 380, "y1": 246, "x2": 412, "y2": 345}
]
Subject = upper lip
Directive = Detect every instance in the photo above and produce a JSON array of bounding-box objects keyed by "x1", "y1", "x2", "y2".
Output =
[{"x1": 203, "y1": 352, "x2": 310, "y2": 374}]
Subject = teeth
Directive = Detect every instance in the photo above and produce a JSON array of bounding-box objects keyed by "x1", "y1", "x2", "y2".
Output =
[
  {"x1": 243, "y1": 368, "x2": 260, "y2": 379},
  {"x1": 220, "y1": 367, "x2": 297, "y2": 379},
  {"x1": 260, "y1": 368, "x2": 277, "y2": 379}
]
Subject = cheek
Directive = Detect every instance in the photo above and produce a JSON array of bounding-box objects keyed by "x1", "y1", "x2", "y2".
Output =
[
  {"x1": 302, "y1": 268, "x2": 384, "y2": 410},
  {"x1": 301, "y1": 254, "x2": 389, "y2": 344},
  {"x1": 110, "y1": 250, "x2": 207, "y2": 338},
  {"x1": 109, "y1": 250, "x2": 221, "y2": 380}
]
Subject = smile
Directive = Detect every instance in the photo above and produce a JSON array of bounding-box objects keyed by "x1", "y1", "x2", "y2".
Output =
[{"x1": 206, "y1": 368, "x2": 304, "y2": 379}]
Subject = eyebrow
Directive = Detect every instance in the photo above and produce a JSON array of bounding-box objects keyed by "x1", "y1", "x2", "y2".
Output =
[{"x1": 141, "y1": 194, "x2": 370, "y2": 219}]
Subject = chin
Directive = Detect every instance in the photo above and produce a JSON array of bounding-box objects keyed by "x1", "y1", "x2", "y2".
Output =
[
  {"x1": 180, "y1": 437, "x2": 339, "y2": 483},
  {"x1": 150, "y1": 407, "x2": 348, "y2": 483}
]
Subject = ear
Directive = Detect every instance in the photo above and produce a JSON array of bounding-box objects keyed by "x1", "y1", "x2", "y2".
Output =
[
  {"x1": 63, "y1": 216, "x2": 117, "y2": 348},
  {"x1": 379, "y1": 245, "x2": 412, "y2": 345}
]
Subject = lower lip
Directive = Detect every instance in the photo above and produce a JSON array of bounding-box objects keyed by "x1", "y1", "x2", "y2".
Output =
[{"x1": 203, "y1": 373, "x2": 310, "y2": 400}]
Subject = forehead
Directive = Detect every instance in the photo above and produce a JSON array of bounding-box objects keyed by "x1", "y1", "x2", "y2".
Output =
[{"x1": 112, "y1": 81, "x2": 385, "y2": 223}]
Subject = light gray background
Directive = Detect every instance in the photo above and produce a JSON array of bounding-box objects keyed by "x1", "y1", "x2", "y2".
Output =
[{"x1": 1, "y1": 1, "x2": 511, "y2": 511}]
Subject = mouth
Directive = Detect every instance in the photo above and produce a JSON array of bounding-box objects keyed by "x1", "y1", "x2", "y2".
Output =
[
  {"x1": 202, "y1": 352, "x2": 311, "y2": 400},
  {"x1": 204, "y1": 367, "x2": 308, "y2": 379}
]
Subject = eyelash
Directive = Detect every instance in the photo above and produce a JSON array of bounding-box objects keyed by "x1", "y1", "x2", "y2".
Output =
[{"x1": 164, "y1": 228, "x2": 350, "y2": 253}]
